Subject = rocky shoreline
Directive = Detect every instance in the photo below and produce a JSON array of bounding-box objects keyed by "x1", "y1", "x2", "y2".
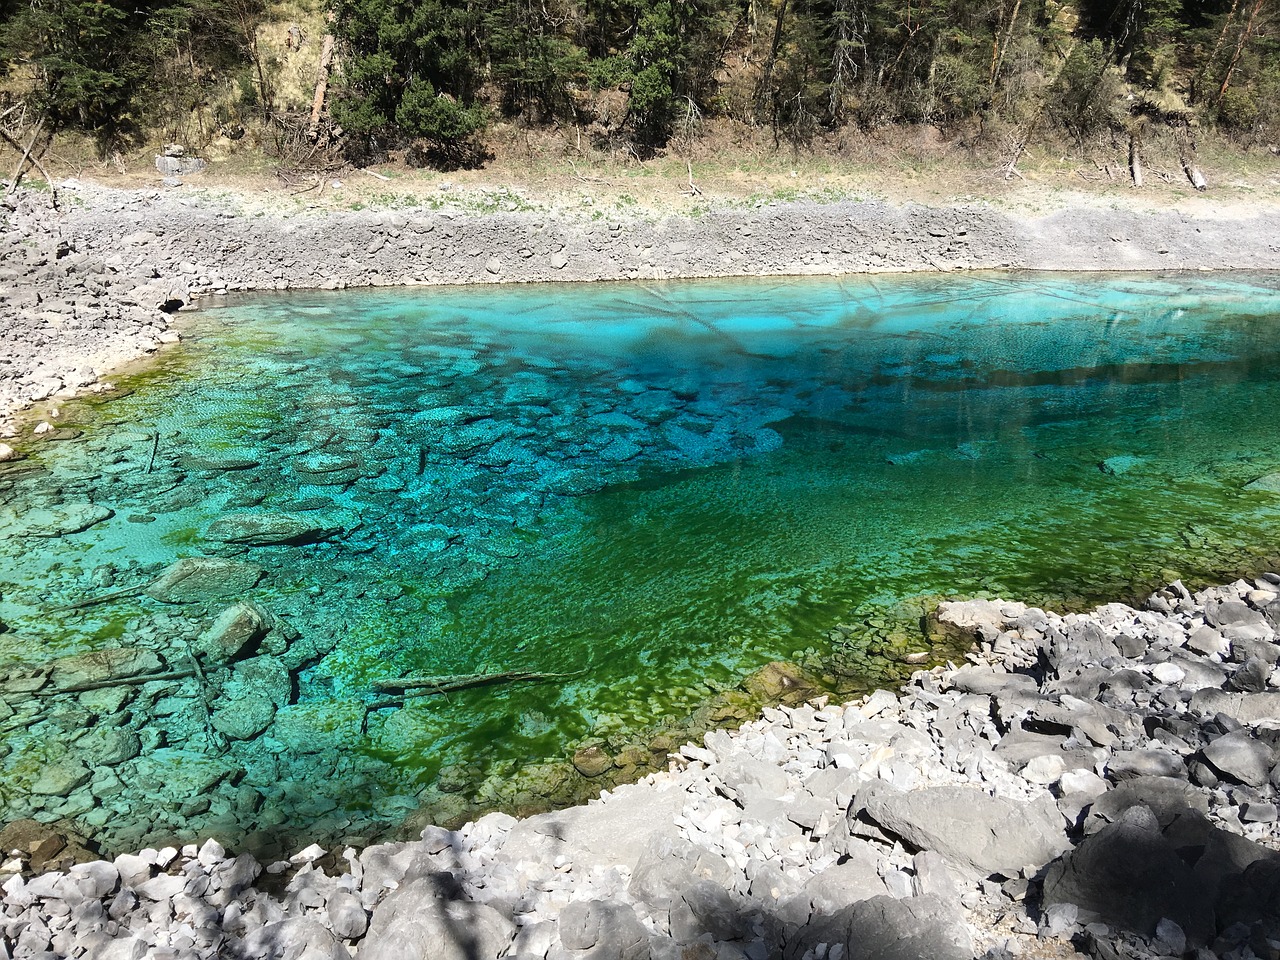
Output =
[
  {"x1": 5, "y1": 180, "x2": 1280, "y2": 431},
  {"x1": 6, "y1": 182, "x2": 1280, "y2": 957},
  {"x1": 7, "y1": 575, "x2": 1280, "y2": 958}
]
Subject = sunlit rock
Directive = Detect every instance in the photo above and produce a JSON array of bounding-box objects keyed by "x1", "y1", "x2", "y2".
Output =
[
  {"x1": 145, "y1": 557, "x2": 265, "y2": 603},
  {"x1": 205, "y1": 512, "x2": 339, "y2": 546},
  {"x1": 197, "y1": 601, "x2": 272, "y2": 663},
  {"x1": 0, "y1": 502, "x2": 112, "y2": 539}
]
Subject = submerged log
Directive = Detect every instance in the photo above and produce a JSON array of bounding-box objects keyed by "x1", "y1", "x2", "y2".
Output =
[
  {"x1": 372, "y1": 669, "x2": 583, "y2": 695},
  {"x1": 53, "y1": 668, "x2": 196, "y2": 695},
  {"x1": 50, "y1": 582, "x2": 149, "y2": 613}
]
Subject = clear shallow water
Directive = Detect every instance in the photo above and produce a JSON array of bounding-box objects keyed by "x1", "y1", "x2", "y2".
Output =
[{"x1": 4, "y1": 272, "x2": 1280, "y2": 853}]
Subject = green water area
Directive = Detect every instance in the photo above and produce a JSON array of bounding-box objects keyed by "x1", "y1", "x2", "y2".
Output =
[{"x1": 4, "y1": 272, "x2": 1280, "y2": 857}]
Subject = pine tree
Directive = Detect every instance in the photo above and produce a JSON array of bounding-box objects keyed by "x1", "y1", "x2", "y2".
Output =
[
  {"x1": 0, "y1": 0, "x2": 147, "y2": 146},
  {"x1": 329, "y1": 0, "x2": 487, "y2": 157},
  {"x1": 485, "y1": 0, "x2": 586, "y2": 120}
]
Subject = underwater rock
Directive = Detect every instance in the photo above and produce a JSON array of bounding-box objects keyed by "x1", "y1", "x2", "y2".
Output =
[
  {"x1": 0, "y1": 502, "x2": 112, "y2": 539},
  {"x1": 77, "y1": 727, "x2": 142, "y2": 767},
  {"x1": 742, "y1": 661, "x2": 817, "y2": 704},
  {"x1": 206, "y1": 512, "x2": 339, "y2": 546},
  {"x1": 295, "y1": 452, "x2": 361, "y2": 474},
  {"x1": 572, "y1": 744, "x2": 614, "y2": 778},
  {"x1": 30, "y1": 758, "x2": 92, "y2": 796},
  {"x1": 180, "y1": 454, "x2": 261, "y2": 472},
  {"x1": 49, "y1": 647, "x2": 163, "y2": 691},
  {"x1": 1099, "y1": 455, "x2": 1145, "y2": 476},
  {"x1": 225, "y1": 656, "x2": 292, "y2": 708},
  {"x1": 145, "y1": 557, "x2": 265, "y2": 603},
  {"x1": 131, "y1": 747, "x2": 237, "y2": 798},
  {"x1": 0, "y1": 443, "x2": 20, "y2": 462},
  {"x1": 196, "y1": 601, "x2": 272, "y2": 663},
  {"x1": 211, "y1": 695, "x2": 276, "y2": 740},
  {"x1": 1245, "y1": 473, "x2": 1280, "y2": 493},
  {"x1": 271, "y1": 701, "x2": 366, "y2": 754}
]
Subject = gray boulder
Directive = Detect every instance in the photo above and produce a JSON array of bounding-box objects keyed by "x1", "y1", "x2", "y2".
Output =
[
  {"x1": 1195, "y1": 825, "x2": 1280, "y2": 902},
  {"x1": 558, "y1": 900, "x2": 649, "y2": 959},
  {"x1": 1106, "y1": 749, "x2": 1184, "y2": 780},
  {"x1": 1215, "y1": 856, "x2": 1280, "y2": 934},
  {"x1": 326, "y1": 890, "x2": 369, "y2": 940},
  {"x1": 1042, "y1": 811, "x2": 1215, "y2": 944},
  {"x1": 1203, "y1": 730, "x2": 1274, "y2": 786},
  {"x1": 362, "y1": 876, "x2": 515, "y2": 960},
  {"x1": 670, "y1": 878, "x2": 740, "y2": 943},
  {"x1": 234, "y1": 917, "x2": 351, "y2": 960},
  {"x1": 785, "y1": 894, "x2": 973, "y2": 960},
  {"x1": 1190, "y1": 689, "x2": 1280, "y2": 724},
  {"x1": 717, "y1": 752, "x2": 790, "y2": 804},
  {"x1": 1084, "y1": 777, "x2": 1208, "y2": 835},
  {"x1": 857, "y1": 784, "x2": 1068, "y2": 876},
  {"x1": 947, "y1": 666, "x2": 1037, "y2": 696},
  {"x1": 780, "y1": 848, "x2": 888, "y2": 928}
]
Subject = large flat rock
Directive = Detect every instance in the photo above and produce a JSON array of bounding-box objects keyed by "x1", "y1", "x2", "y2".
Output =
[{"x1": 859, "y1": 783, "x2": 1069, "y2": 876}]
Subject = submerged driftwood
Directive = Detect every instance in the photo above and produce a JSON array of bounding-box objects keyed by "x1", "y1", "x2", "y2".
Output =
[
  {"x1": 54, "y1": 668, "x2": 196, "y2": 694},
  {"x1": 362, "y1": 669, "x2": 584, "y2": 730},
  {"x1": 50, "y1": 582, "x2": 149, "y2": 613},
  {"x1": 372, "y1": 669, "x2": 583, "y2": 696}
]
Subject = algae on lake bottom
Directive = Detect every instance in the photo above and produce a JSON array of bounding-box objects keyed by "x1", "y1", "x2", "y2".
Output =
[{"x1": 3, "y1": 272, "x2": 1280, "y2": 853}]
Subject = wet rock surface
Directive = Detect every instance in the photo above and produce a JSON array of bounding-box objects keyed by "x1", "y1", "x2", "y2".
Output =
[{"x1": 5, "y1": 575, "x2": 1280, "y2": 957}]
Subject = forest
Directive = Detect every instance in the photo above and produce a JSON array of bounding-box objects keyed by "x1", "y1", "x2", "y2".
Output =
[{"x1": 0, "y1": 0, "x2": 1277, "y2": 169}]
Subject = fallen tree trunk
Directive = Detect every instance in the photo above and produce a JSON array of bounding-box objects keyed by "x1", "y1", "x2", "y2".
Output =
[
  {"x1": 53, "y1": 668, "x2": 196, "y2": 695},
  {"x1": 50, "y1": 582, "x2": 150, "y2": 613},
  {"x1": 372, "y1": 669, "x2": 582, "y2": 695}
]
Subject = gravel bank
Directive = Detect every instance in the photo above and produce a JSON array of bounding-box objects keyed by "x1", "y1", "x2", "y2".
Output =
[
  {"x1": 4, "y1": 181, "x2": 1280, "y2": 431},
  {"x1": 8, "y1": 575, "x2": 1280, "y2": 958}
]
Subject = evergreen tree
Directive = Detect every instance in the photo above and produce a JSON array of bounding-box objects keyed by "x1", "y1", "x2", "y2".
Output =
[
  {"x1": 0, "y1": 0, "x2": 149, "y2": 146},
  {"x1": 485, "y1": 0, "x2": 586, "y2": 120},
  {"x1": 329, "y1": 0, "x2": 487, "y2": 157}
]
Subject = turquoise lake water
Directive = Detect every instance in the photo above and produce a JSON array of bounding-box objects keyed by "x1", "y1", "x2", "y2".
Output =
[{"x1": 4, "y1": 272, "x2": 1280, "y2": 853}]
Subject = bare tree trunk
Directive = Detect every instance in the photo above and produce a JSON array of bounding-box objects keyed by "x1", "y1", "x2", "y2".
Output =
[
  {"x1": 1217, "y1": 0, "x2": 1266, "y2": 106},
  {"x1": 1205, "y1": 0, "x2": 1241, "y2": 77},
  {"x1": 1129, "y1": 133, "x2": 1143, "y2": 188},
  {"x1": 1176, "y1": 123, "x2": 1208, "y2": 191},
  {"x1": 991, "y1": 0, "x2": 1023, "y2": 86},
  {"x1": 828, "y1": 0, "x2": 863, "y2": 122},
  {"x1": 2, "y1": 116, "x2": 58, "y2": 208},
  {"x1": 754, "y1": 0, "x2": 790, "y2": 121},
  {"x1": 309, "y1": 34, "x2": 336, "y2": 139}
]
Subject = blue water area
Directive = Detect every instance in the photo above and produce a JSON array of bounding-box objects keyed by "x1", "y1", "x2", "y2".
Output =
[{"x1": 3, "y1": 271, "x2": 1280, "y2": 854}]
